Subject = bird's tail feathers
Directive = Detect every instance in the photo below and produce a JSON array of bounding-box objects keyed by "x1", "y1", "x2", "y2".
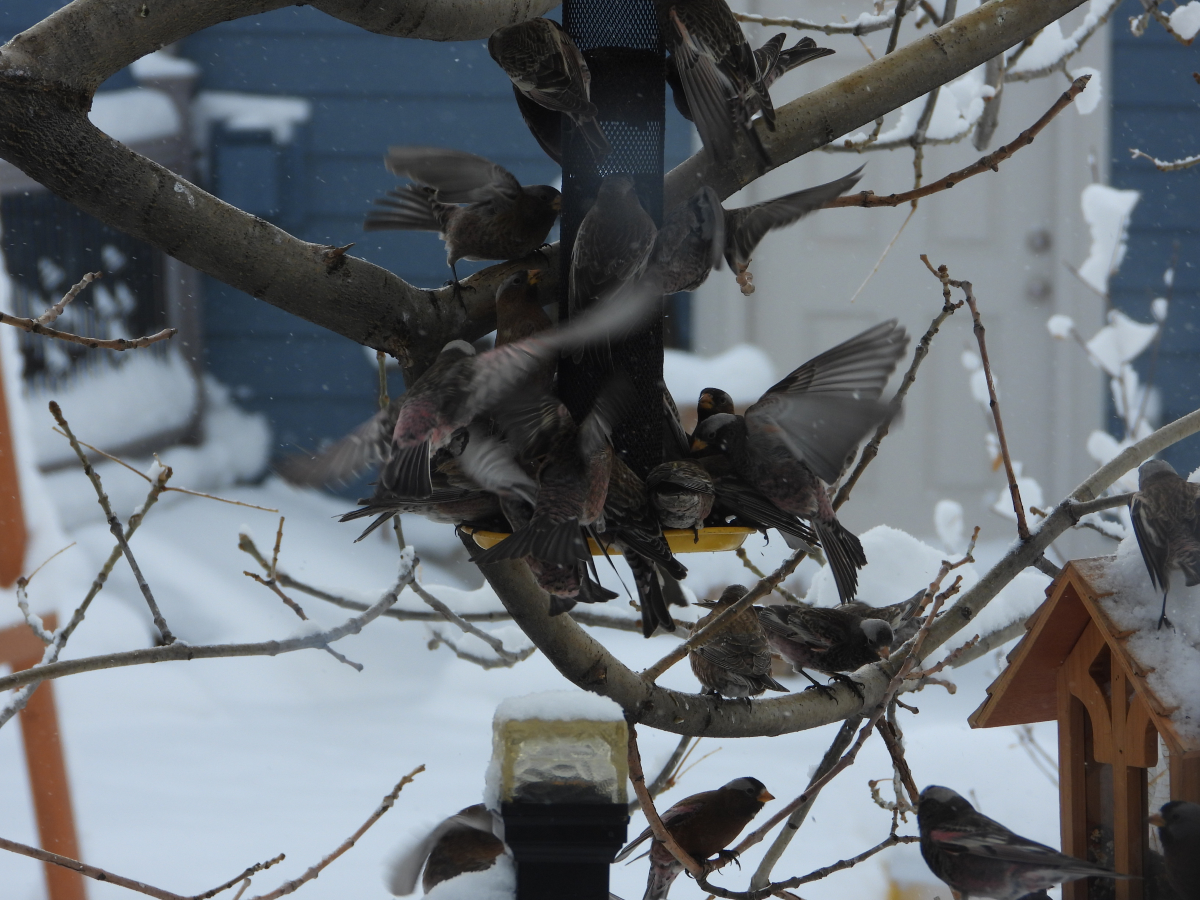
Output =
[
  {"x1": 364, "y1": 185, "x2": 444, "y2": 233},
  {"x1": 475, "y1": 517, "x2": 588, "y2": 567},
  {"x1": 626, "y1": 551, "x2": 676, "y2": 637},
  {"x1": 814, "y1": 518, "x2": 865, "y2": 604},
  {"x1": 575, "y1": 114, "x2": 613, "y2": 161}
]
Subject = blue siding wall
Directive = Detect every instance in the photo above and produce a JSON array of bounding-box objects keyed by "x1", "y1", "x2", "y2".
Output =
[
  {"x1": 1111, "y1": 0, "x2": 1200, "y2": 471},
  {"x1": 1, "y1": 2, "x2": 694, "y2": 471}
]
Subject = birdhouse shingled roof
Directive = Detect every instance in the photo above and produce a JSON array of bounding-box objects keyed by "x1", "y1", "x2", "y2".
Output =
[{"x1": 970, "y1": 557, "x2": 1200, "y2": 757}]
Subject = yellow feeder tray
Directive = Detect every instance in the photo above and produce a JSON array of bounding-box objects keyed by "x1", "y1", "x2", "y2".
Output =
[{"x1": 464, "y1": 525, "x2": 755, "y2": 555}]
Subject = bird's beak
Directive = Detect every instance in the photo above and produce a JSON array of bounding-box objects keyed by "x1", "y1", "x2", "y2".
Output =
[
  {"x1": 877, "y1": 646, "x2": 891, "y2": 659},
  {"x1": 527, "y1": 269, "x2": 541, "y2": 285},
  {"x1": 691, "y1": 437, "x2": 708, "y2": 452},
  {"x1": 1149, "y1": 813, "x2": 1166, "y2": 827},
  {"x1": 551, "y1": 196, "x2": 562, "y2": 211},
  {"x1": 758, "y1": 789, "x2": 775, "y2": 802},
  {"x1": 698, "y1": 393, "x2": 713, "y2": 410}
]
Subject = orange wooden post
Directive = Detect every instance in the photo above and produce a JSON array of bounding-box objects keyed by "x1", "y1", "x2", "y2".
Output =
[
  {"x1": 0, "y1": 615, "x2": 86, "y2": 900},
  {"x1": 0, "y1": 340, "x2": 28, "y2": 586}
]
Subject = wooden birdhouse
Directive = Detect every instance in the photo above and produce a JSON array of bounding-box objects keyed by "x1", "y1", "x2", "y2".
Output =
[{"x1": 970, "y1": 557, "x2": 1200, "y2": 900}]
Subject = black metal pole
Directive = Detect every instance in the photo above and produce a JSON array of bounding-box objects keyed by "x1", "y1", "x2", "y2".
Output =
[
  {"x1": 559, "y1": 0, "x2": 665, "y2": 479},
  {"x1": 501, "y1": 801, "x2": 629, "y2": 900}
]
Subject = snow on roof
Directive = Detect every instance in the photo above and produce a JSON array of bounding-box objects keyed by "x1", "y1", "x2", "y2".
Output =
[
  {"x1": 90, "y1": 88, "x2": 181, "y2": 145},
  {"x1": 1091, "y1": 538, "x2": 1200, "y2": 745},
  {"x1": 192, "y1": 91, "x2": 312, "y2": 148},
  {"x1": 493, "y1": 690, "x2": 624, "y2": 724},
  {"x1": 663, "y1": 343, "x2": 775, "y2": 408}
]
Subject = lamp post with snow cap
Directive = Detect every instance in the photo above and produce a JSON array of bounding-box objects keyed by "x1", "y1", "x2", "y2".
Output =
[{"x1": 489, "y1": 691, "x2": 630, "y2": 900}]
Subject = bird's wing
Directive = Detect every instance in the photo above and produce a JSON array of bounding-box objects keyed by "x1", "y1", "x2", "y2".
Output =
[
  {"x1": 725, "y1": 168, "x2": 863, "y2": 268},
  {"x1": 275, "y1": 402, "x2": 397, "y2": 487},
  {"x1": 615, "y1": 793, "x2": 712, "y2": 862},
  {"x1": 456, "y1": 425, "x2": 538, "y2": 504},
  {"x1": 698, "y1": 186, "x2": 727, "y2": 271},
  {"x1": 668, "y1": 10, "x2": 738, "y2": 162},
  {"x1": 385, "y1": 146, "x2": 522, "y2": 204},
  {"x1": 748, "y1": 394, "x2": 894, "y2": 486},
  {"x1": 753, "y1": 33, "x2": 787, "y2": 81},
  {"x1": 712, "y1": 477, "x2": 818, "y2": 544},
  {"x1": 385, "y1": 812, "x2": 487, "y2": 895},
  {"x1": 932, "y1": 822, "x2": 1117, "y2": 875},
  {"x1": 760, "y1": 319, "x2": 909, "y2": 400},
  {"x1": 696, "y1": 630, "x2": 771, "y2": 676},
  {"x1": 662, "y1": 387, "x2": 692, "y2": 460},
  {"x1": 647, "y1": 462, "x2": 715, "y2": 495},
  {"x1": 756, "y1": 606, "x2": 833, "y2": 649},
  {"x1": 1130, "y1": 494, "x2": 1170, "y2": 593}
]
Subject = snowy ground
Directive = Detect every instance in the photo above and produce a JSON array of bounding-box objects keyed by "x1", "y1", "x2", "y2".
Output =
[{"x1": 0, "y1": 471, "x2": 1063, "y2": 900}]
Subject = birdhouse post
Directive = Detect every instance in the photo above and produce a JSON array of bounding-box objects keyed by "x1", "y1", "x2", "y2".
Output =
[
  {"x1": 971, "y1": 558, "x2": 1200, "y2": 900},
  {"x1": 558, "y1": 0, "x2": 665, "y2": 478},
  {"x1": 491, "y1": 691, "x2": 630, "y2": 900}
]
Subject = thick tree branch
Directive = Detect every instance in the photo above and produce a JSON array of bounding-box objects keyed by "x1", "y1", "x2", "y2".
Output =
[{"x1": 665, "y1": 0, "x2": 1089, "y2": 207}]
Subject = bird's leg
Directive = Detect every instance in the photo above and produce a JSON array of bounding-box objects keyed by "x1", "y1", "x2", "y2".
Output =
[
  {"x1": 829, "y1": 672, "x2": 866, "y2": 701},
  {"x1": 1159, "y1": 591, "x2": 1174, "y2": 630},
  {"x1": 798, "y1": 669, "x2": 839, "y2": 702},
  {"x1": 707, "y1": 849, "x2": 741, "y2": 872},
  {"x1": 692, "y1": 526, "x2": 701, "y2": 544}
]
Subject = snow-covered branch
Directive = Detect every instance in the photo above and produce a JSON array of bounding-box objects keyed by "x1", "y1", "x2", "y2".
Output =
[{"x1": 1130, "y1": 147, "x2": 1200, "y2": 172}]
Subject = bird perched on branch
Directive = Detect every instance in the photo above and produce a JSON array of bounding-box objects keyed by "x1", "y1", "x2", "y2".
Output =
[
  {"x1": 364, "y1": 147, "x2": 561, "y2": 284},
  {"x1": 615, "y1": 776, "x2": 773, "y2": 900},
  {"x1": 569, "y1": 175, "x2": 657, "y2": 320},
  {"x1": 691, "y1": 320, "x2": 909, "y2": 603},
  {"x1": 756, "y1": 603, "x2": 892, "y2": 692},
  {"x1": 654, "y1": 168, "x2": 863, "y2": 294},
  {"x1": 1129, "y1": 458, "x2": 1200, "y2": 629},
  {"x1": 666, "y1": 33, "x2": 834, "y2": 123},
  {"x1": 918, "y1": 785, "x2": 1126, "y2": 900},
  {"x1": 653, "y1": 0, "x2": 776, "y2": 163},
  {"x1": 488, "y1": 17, "x2": 611, "y2": 161},
  {"x1": 689, "y1": 584, "x2": 789, "y2": 698},
  {"x1": 1150, "y1": 800, "x2": 1200, "y2": 899},
  {"x1": 386, "y1": 804, "x2": 503, "y2": 895}
]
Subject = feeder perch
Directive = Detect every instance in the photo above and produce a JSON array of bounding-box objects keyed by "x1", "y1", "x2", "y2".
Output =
[{"x1": 463, "y1": 525, "x2": 756, "y2": 555}]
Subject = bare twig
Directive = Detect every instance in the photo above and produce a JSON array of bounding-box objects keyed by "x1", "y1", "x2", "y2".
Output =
[
  {"x1": 628, "y1": 726, "x2": 705, "y2": 879},
  {"x1": 641, "y1": 548, "x2": 808, "y2": 683},
  {"x1": 426, "y1": 627, "x2": 536, "y2": 670},
  {"x1": 244, "y1": 572, "x2": 309, "y2": 620},
  {"x1": 0, "y1": 561, "x2": 415, "y2": 694},
  {"x1": 876, "y1": 719, "x2": 920, "y2": 807},
  {"x1": 0, "y1": 310, "x2": 175, "y2": 350},
  {"x1": 1130, "y1": 147, "x2": 1200, "y2": 172},
  {"x1": 52, "y1": 433, "x2": 279, "y2": 512},
  {"x1": 826, "y1": 75, "x2": 1090, "y2": 209},
  {"x1": 50, "y1": 401, "x2": 176, "y2": 643},
  {"x1": 629, "y1": 734, "x2": 696, "y2": 813},
  {"x1": 922, "y1": 263, "x2": 1028, "y2": 539},
  {"x1": 246, "y1": 766, "x2": 424, "y2": 900},
  {"x1": 735, "y1": 547, "x2": 803, "y2": 604},
  {"x1": 732, "y1": 7, "x2": 904, "y2": 35},
  {"x1": 750, "y1": 716, "x2": 862, "y2": 889},
  {"x1": 412, "y1": 581, "x2": 530, "y2": 665},
  {"x1": 909, "y1": 634, "x2": 980, "y2": 678},
  {"x1": 0, "y1": 838, "x2": 284, "y2": 900},
  {"x1": 35, "y1": 271, "x2": 101, "y2": 325},
  {"x1": 834, "y1": 275, "x2": 964, "y2": 509}
]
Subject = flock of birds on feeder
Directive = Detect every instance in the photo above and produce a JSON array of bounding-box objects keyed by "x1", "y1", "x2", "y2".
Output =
[{"x1": 278, "y1": 1, "x2": 1200, "y2": 897}]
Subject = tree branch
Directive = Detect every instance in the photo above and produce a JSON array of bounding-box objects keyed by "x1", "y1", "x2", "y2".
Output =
[
  {"x1": 0, "y1": 310, "x2": 175, "y2": 351},
  {"x1": 0, "y1": 562, "x2": 414, "y2": 693}
]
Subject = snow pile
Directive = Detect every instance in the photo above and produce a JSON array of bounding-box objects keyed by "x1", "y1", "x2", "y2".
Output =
[
  {"x1": 934, "y1": 500, "x2": 965, "y2": 554},
  {"x1": 1094, "y1": 540, "x2": 1200, "y2": 743},
  {"x1": 990, "y1": 462, "x2": 1044, "y2": 524},
  {"x1": 494, "y1": 690, "x2": 624, "y2": 724},
  {"x1": 43, "y1": 375, "x2": 270, "y2": 528},
  {"x1": 1046, "y1": 314, "x2": 1076, "y2": 339},
  {"x1": 26, "y1": 349, "x2": 200, "y2": 468},
  {"x1": 1168, "y1": 1, "x2": 1200, "y2": 40},
  {"x1": 663, "y1": 343, "x2": 775, "y2": 408},
  {"x1": 90, "y1": 88, "x2": 181, "y2": 145},
  {"x1": 837, "y1": 68, "x2": 993, "y2": 146},
  {"x1": 1085, "y1": 309, "x2": 1157, "y2": 378},
  {"x1": 1077, "y1": 184, "x2": 1140, "y2": 295},
  {"x1": 1070, "y1": 67, "x2": 1103, "y2": 115},
  {"x1": 192, "y1": 91, "x2": 312, "y2": 148},
  {"x1": 1007, "y1": 0, "x2": 1122, "y2": 75},
  {"x1": 130, "y1": 50, "x2": 200, "y2": 81},
  {"x1": 424, "y1": 854, "x2": 514, "y2": 900}
]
